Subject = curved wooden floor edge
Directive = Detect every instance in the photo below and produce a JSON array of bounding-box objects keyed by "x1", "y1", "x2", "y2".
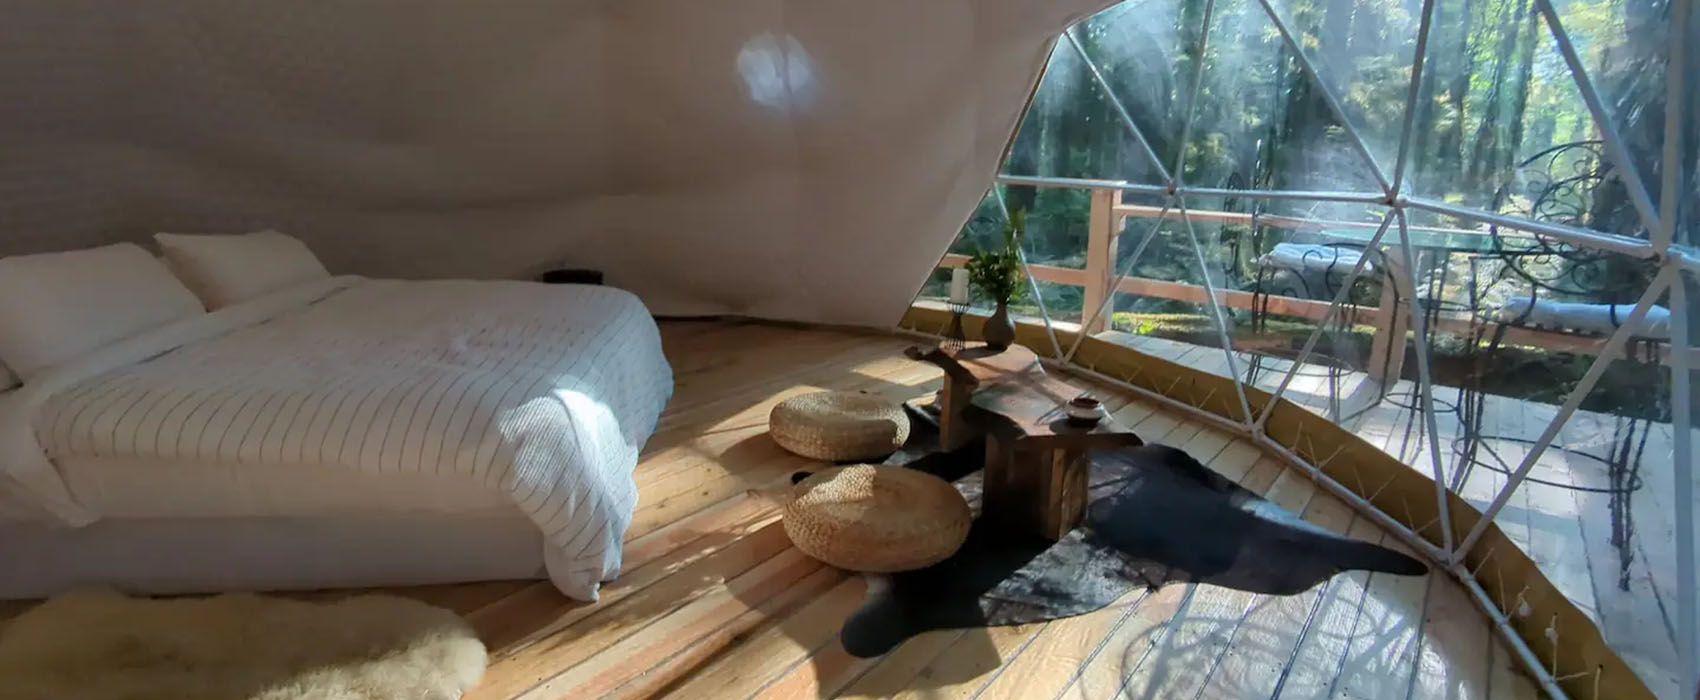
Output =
[{"x1": 899, "y1": 304, "x2": 1653, "y2": 700}]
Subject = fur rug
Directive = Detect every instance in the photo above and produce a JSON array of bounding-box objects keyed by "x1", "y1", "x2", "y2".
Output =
[
  {"x1": 0, "y1": 590, "x2": 486, "y2": 700},
  {"x1": 839, "y1": 444, "x2": 1427, "y2": 657}
]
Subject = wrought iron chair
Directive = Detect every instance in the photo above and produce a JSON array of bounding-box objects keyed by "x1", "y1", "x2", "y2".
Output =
[
  {"x1": 1239, "y1": 205, "x2": 1389, "y2": 421},
  {"x1": 1447, "y1": 140, "x2": 1662, "y2": 590}
]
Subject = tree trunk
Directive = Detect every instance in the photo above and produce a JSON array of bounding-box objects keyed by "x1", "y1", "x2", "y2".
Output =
[
  {"x1": 1436, "y1": 0, "x2": 1475, "y2": 183},
  {"x1": 1501, "y1": 3, "x2": 1537, "y2": 177},
  {"x1": 1466, "y1": 0, "x2": 1525, "y2": 189},
  {"x1": 1322, "y1": 0, "x2": 1354, "y2": 73}
]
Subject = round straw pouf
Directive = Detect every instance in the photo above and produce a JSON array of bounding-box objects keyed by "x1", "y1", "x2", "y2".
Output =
[
  {"x1": 768, "y1": 391, "x2": 909, "y2": 461},
  {"x1": 784, "y1": 465, "x2": 971, "y2": 573}
]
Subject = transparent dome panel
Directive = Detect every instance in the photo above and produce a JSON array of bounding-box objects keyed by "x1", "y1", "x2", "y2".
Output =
[
  {"x1": 1260, "y1": 0, "x2": 1422, "y2": 184},
  {"x1": 1402, "y1": 0, "x2": 1671, "y2": 240},
  {"x1": 1002, "y1": 40, "x2": 1168, "y2": 185},
  {"x1": 1206, "y1": 206, "x2": 1398, "y2": 422},
  {"x1": 1066, "y1": 0, "x2": 1204, "y2": 178},
  {"x1": 1419, "y1": 244, "x2": 1679, "y2": 695},
  {"x1": 1178, "y1": 0, "x2": 1386, "y2": 194}
]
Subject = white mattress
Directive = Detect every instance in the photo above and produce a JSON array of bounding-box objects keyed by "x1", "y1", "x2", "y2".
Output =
[
  {"x1": 46, "y1": 456, "x2": 512, "y2": 519},
  {"x1": 0, "y1": 512, "x2": 546, "y2": 598}
]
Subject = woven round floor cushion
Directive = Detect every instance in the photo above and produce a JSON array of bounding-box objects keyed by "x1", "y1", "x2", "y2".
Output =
[
  {"x1": 769, "y1": 391, "x2": 909, "y2": 461},
  {"x1": 784, "y1": 465, "x2": 971, "y2": 573}
]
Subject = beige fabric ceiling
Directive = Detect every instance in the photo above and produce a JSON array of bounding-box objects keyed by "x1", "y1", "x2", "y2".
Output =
[{"x1": 0, "y1": 1, "x2": 1104, "y2": 326}]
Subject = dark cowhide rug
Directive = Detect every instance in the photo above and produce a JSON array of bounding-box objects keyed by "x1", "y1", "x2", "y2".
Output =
[{"x1": 830, "y1": 439, "x2": 1428, "y2": 658}]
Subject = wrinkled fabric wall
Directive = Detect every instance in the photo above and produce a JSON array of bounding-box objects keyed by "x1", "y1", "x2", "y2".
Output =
[{"x1": 0, "y1": 1, "x2": 1102, "y2": 325}]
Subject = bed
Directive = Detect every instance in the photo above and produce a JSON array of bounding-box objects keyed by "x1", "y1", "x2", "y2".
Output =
[{"x1": 0, "y1": 269, "x2": 673, "y2": 602}]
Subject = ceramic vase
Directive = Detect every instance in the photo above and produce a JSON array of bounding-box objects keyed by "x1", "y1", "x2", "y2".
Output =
[{"x1": 984, "y1": 301, "x2": 1016, "y2": 351}]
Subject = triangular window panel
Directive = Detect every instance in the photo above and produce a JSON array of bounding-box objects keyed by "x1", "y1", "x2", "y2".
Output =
[
  {"x1": 1001, "y1": 39, "x2": 1168, "y2": 186},
  {"x1": 1067, "y1": 0, "x2": 1204, "y2": 175},
  {"x1": 1179, "y1": 0, "x2": 1385, "y2": 194},
  {"x1": 1403, "y1": 0, "x2": 1664, "y2": 240},
  {"x1": 1539, "y1": 0, "x2": 1670, "y2": 224},
  {"x1": 933, "y1": 185, "x2": 1095, "y2": 319},
  {"x1": 1259, "y1": 0, "x2": 1421, "y2": 185},
  {"x1": 1106, "y1": 199, "x2": 1242, "y2": 360}
]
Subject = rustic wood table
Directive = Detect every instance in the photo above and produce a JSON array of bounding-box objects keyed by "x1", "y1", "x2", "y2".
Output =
[{"x1": 906, "y1": 343, "x2": 1143, "y2": 540}]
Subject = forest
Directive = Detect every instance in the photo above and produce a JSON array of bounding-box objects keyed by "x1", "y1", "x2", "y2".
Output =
[
  {"x1": 923, "y1": 0, "x2": 1695, "y2": 416},
  {"x1": 944, "y1": 0, "x2": 1687, "y2": 284}
]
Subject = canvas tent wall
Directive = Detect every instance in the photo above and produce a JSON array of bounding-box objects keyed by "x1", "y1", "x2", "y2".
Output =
[
  {"x1": 2, "y1": 1, "x2": 1696, "y2": 699},
  {"x1": 0, "y1": 0, "x2": 1105, "y2": 326}
]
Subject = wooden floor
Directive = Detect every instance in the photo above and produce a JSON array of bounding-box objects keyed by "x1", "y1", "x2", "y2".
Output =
[
  {"x1": 1103, "y1": 330, "x2": 1692, "y2": 699},
  {"x1": 0, "y1": 321, "x2": 1538, "y2": 700}
]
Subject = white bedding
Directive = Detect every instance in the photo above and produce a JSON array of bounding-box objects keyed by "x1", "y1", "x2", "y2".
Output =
[
  {"x1": 1493, "y1": 297, "x2": 1672, "y2": 339},
  {"x1": 0, "y1": 276, "x2": 673, "y2": 601}
]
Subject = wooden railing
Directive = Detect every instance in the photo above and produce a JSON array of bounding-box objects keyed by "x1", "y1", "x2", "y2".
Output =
[{"x1": 933, "y1": 186, "x2": 1690, "y2": 372}]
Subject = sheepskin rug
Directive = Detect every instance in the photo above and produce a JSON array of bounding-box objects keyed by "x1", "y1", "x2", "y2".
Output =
[{"x1": 0, "y1": 590, "x2": 487, "y2": 700}]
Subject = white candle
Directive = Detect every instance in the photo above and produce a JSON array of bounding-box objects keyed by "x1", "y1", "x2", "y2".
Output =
[{"x1": 949, "y1": 267, "x2": 969, "y2": 304}]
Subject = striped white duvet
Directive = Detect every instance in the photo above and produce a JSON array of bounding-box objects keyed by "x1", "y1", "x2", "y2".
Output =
[{"x1": 0, "y1": 276, "x2": 673, "y2": 601}]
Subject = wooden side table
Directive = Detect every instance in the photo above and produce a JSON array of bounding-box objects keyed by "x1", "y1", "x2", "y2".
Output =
[{"x1": 906, "y1": 343, "x2": 1143, "y2": 540}]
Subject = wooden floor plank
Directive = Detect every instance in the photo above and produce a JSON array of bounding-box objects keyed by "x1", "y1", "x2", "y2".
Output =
[
  {"x1": 882, "y1": 621, "x2": 1048, "y2": 700},
  {"x1": 1406, "y1": 571, "x2": 1493, "y2": 700},
  {"x1": 467, "y1": 524, "x2": 795, "y2": 696},
  {"x1": 657, "y1": 576, "x2": 868, "y2": 700},
  {"x1": 1330, "y1": 536, "x2": 1431, "y2": 699},
  {"x1": 1066, "y1": 583, "x2": 1199, "y2": 698},
  {"x1": 970, "y1": 589, "x2": 1150, "y2": 700},
  {"x1": 602, "y1": 567, "x2": 849, "y2": 700},
  {"x1": 1275, "y1": 517, "x2": 1386, "y2": 698},
  {"x1": 510, "y1": 549, "x2": 827, "y2": 700},
  {"x1": 4, "y1": 322, "x2": 1508, "y2": 700},
  {"x1": 744, "y1": 622, "x2": 885, "y2": 700},
  {"x1": 1122, "y1": 462, "x2": 1313, "y2": 699},
  {"x1": 472, "y1": 493, "x2": 785, "y2": 664},
  {"x1": 1195, "y1": 492, "x2": 1358, "y2": 700},
  {"x1": 830, "y1": 627, "x2": 975, "y2": 699}
]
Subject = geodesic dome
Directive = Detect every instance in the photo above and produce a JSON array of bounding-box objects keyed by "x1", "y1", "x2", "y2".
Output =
[
  {"x1": 904, "y1": 1, "x2": 1694, "y2": 698},
  {"x1": 0, "y1": 0, "x2": 1693, "y2": 698}
]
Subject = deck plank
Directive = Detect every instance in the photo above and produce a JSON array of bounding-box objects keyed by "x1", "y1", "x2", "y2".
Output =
[
  {"x1": 510, "y1": 549, "x2": 829, "y2": 700},
  {"x1": 1103, "y1": 331, "x2": 1680, "y2": 693},
  {"x1": 970, "y1": 589, "x2": 1149, "y2": 700}
]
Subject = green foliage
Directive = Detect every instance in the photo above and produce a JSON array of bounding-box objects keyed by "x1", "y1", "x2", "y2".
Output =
[{"x1": 965, "y1": 210, "x2": 1030, "y2": 305}]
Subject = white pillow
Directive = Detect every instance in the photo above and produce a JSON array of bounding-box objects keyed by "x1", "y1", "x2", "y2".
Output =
[
  {"x1": 0, "y1": 360, "x2": 17, "y2": 391},
  {"x1": 0, "y1": 243, "x2": 205, "y2": 379},
  {"x1": 154, "y1": 231, "x2": 330, "y2": 310}
]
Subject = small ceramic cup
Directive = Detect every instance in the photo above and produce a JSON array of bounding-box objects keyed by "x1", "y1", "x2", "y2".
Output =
[{"x1": 1066, "y1": 396, "x2": 1104, "y2": 426}]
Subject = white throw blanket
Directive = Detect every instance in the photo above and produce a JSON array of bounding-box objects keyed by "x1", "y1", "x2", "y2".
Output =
[
  {"x1": 1494, "y1": 297, "x2": 1672, "y2": 339},
  {"x1": 1257, "y1": 243, "x2": 1370, "y2": 274},
  {"x1": 0, "y1": 277, "x2": 673, "y2": 601}
]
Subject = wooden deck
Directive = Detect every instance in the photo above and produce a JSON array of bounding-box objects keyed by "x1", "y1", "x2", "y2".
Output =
[
  {"x1": 0, "y1": 321, "x2": 1538, "y2": 699},
  {"x1": 1102, "y1": 330, "x2": 1692, "y2": 699}
]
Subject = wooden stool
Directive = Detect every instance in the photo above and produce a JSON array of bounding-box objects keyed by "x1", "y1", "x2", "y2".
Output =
[{"x1": 906, "y1": 343, "x2": 1142, "y2": 540}]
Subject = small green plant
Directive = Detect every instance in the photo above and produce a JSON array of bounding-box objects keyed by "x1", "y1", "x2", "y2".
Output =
[{"x1": 965, "y1": 210, "x2": 1029, "y2": 305}]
